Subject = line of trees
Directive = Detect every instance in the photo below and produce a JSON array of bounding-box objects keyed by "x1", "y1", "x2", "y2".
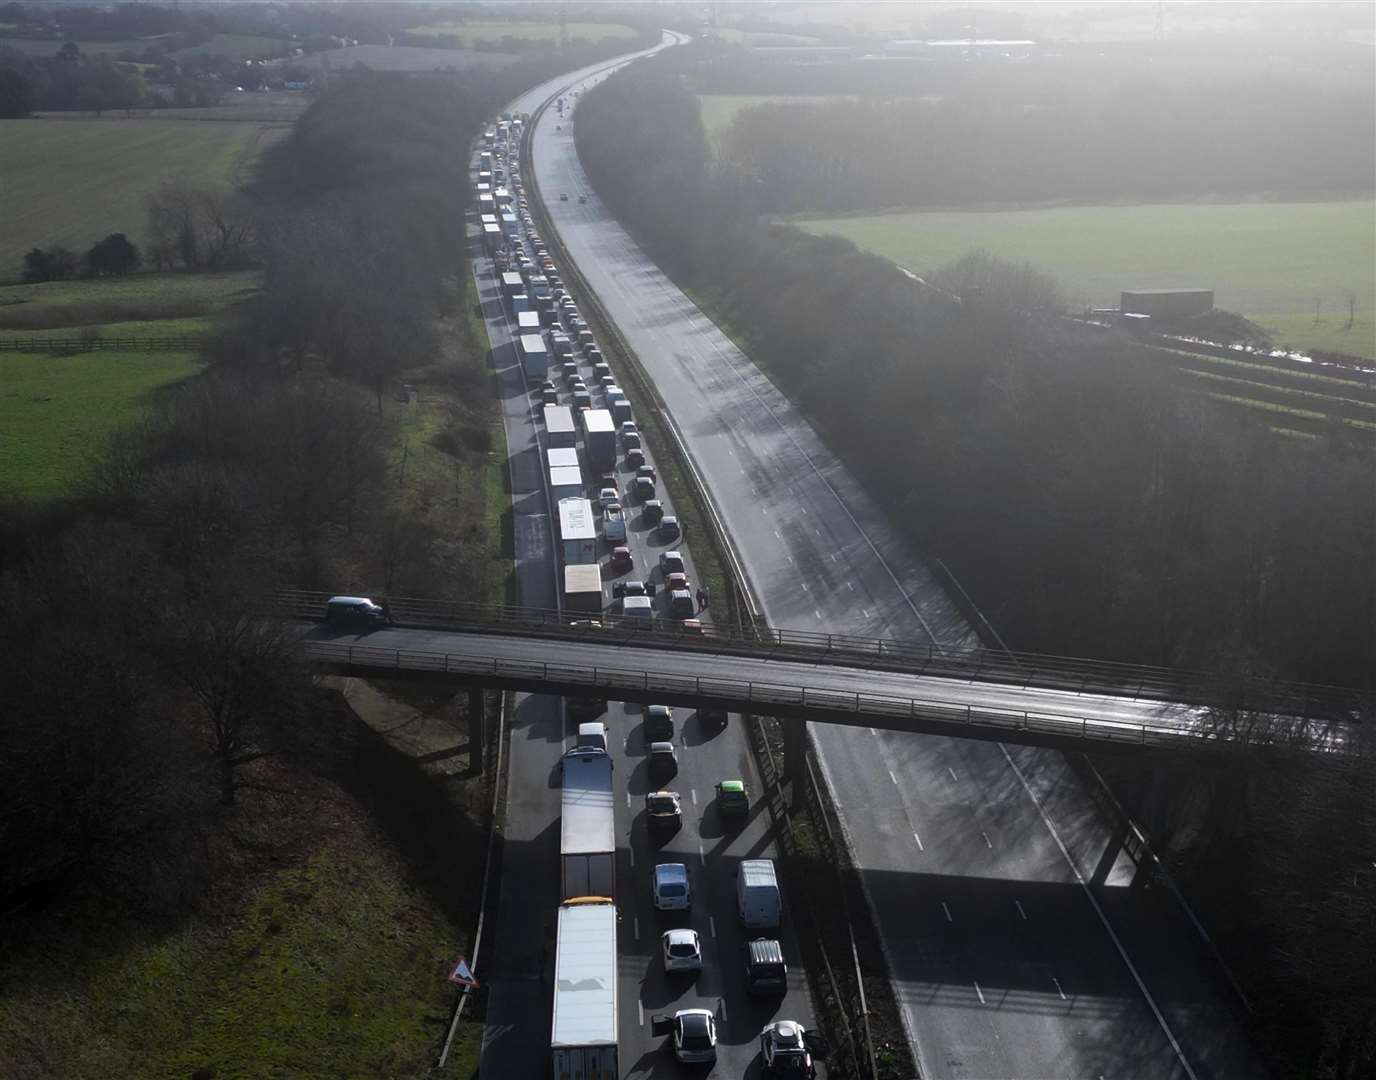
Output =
[
  {"x1": 23, "y1": 232, "x2": 141, "y2": 281},
  {"x1": 716, "y1": 78, "x2": 1376, "y2": 213},
  {"x1": 575, "y1": 58, "x2": 1376, "y2": 1076}
]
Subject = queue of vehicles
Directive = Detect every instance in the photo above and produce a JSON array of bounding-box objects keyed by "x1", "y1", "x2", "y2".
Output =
[{"x1": 483, "y1": 109, "x2": 820, "y2": 1078}]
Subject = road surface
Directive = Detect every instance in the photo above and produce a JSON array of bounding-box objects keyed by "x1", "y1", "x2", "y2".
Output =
[{"x1": 524, "y1": 39, "x2": 1265, "y2": 1080}]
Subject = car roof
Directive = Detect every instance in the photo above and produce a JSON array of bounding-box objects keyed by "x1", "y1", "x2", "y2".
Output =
[
  {"x1": 678, "y1": 1009, "x2": 713, "y2": 1032},
  {"x1": 719, "y1": 780, "x2": 746, "y2": 793},
  {"x1": 655, "y1": 862, "x2": 688, "y2": 882},
  {"x1": 663, "y1": 549, "x2": 681, "y2": 559},
  {"x1": 664, "y1": 927, "x2": 698, "y2": 945},
  {"x1": 327, "y1": 595, "x2": 374, "y2": 605},
  {"x1": 767, "y1": 1020, "x2": 805, "y2": 1041},
  {"x1": 649, "y1": 740, "x2": 675, "y2": 753}
]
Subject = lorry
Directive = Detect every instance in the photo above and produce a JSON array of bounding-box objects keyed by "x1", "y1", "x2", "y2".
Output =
[
  {"x1": 564, "y1": 562, "x2": 602, "y2": 611},
  {"x1": 549, "y1": 465, "x2": 583, "y2": 505},
  {"x1": 543, "y1": 404, "x2": 576, "y2": 449},
  {"x1": 582, "y1": 408, "x2": 616, "y2": 472},
  {"x1": 737, "y1": 859, "x2": 782, "y2": 929},
  {"x1": 547, "y1": 447, "x2": 579, "y2": 470},
  {"x1": 519, "y1": 334, "x2": 548, "y2": 383},
  {"x1": 561, "y1": 746, "x2": 616, "y2": 899},
  {"x1": 501, "y1": 271, "x2": 524, "y2": 299},
  {"x1": 551, "y1": 899, "x2": 618, "y2": 1079},
  {"x1": 559, "y1": 498, "x2": 597, "y2": 565},
  {"x1": 517, "y1": 309, "x2": 542, "y2": 336}
]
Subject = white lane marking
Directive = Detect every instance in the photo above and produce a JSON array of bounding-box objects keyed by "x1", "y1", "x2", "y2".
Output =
[
  {"x1": 626, "y1": 792, "x2": 632, "y2": 808},
  {"x1": 815, "y1": 610, "x2": 822, "y2": 620},
  {"x1": 800, "y1": 506, "x2": 807, "y2": 514},
  {"x1": 634, "y1": 916, "x2": 640, "y2": 941},
  {"x1": 814, "y1": 528, "x2": 821, "y2": 536},
  {"x1": 718, "y1": 997, "x2": 727, "y2": 1025},
  {"x1": 698, "y1": 842, "x2": 705, "y2": 865},
  {"x1": 800, "y1": 582, "x2": 809, "y2": 592},
  {"x1": 787, "y1": 554, "x2": 795, "y2": 564},
  {"x1": 998, "y1": 744, "x2": 1200, "y2": 1079},
  {"x1": 709, "y1": 916, "x2": 717, "y2": 938},
  {"x1": 629, "y1": 848, "x2": 635, "y2": 868},
  {"x1": 888, "y1": 770, "x2": 898, "y2": 785},
  {"x1": 948, "y1": 766, "x2": 959, "y2": 783},
  {"x1": 942, "y1": 902, "x2": 953, "y2": 923},
  {"x1": 830, "y1": 553, "x2": 837, "y2": 561},
  {"x1": 774, "y1": 530, "x2": 781, "y2": 539},
  {"x1": 762, "y1": 506, "x2": 769, "y2": 515},
  {"x1": 847, "y1": 581, "x2": 854, "y2": 591},
  {"x1": 690, "y1": 788, "x2": 698, "y2": 806},
  {"x1": 638, "y1": 999, "x2": 645, "y2": 1026},
  {"x1": 861, "y1": 608, "x2": 870, "y2": 618},
  {"x1": 913, "y1": 832, "x2": 925, "y2": 851},
  {"x1": 981, "y1": 831, "x2": 993, "y2": 849},
  {"x1": 974, "y1": 981, "x2": 986, "y2": 1005},
  {"x1": 1052, "y1": 975, "x2": 1067, "y2": 1001},
  {"x1": 1015, "y1": 899, "x2": 1027, "y2": 921}
]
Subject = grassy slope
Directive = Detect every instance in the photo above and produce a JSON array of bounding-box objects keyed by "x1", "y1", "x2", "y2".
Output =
[
  {"x1": 0, "y1": 118, "x2": 286, "y2": 281},
  {"x1": 169, "y1": 33, "x2": 289, "y2": 60},
  {"x1": 405, "y1": 19, "x2": 635, "y2": 45},
  {"x1": 796, "y1": 200, "x2": 1376, "y2": 358}
]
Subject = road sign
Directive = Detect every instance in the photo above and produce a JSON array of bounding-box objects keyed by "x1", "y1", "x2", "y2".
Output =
[{"x1": 449, "y1": 955, "x2": 479, "y2": 988}]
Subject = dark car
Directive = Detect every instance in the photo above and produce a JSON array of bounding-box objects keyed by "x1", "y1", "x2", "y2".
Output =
[
  {"x1": 324, "y1": 595, "x2": 387, "y2": 627},
  {"x1": 633, "y1": 476, "x2": 656, "y2": 502},
  {"x1": 644, "y1": 704, "x2": 674, "y2": 741},
  {"x1": 636, "y1": 464, "x2": 657, "y2": 484},
  {"x1": 645, "y1": 790, "x2": 682, "y2": 833},
  {"x1": 648, "y1": 741, "x2": 678, "y2": 780},
  {"x1": 658, "y1": 516, "x2": 681, "y2": 541},
  {"x1": 643, "y1": 499, "x2": 664, "y2": 526}
]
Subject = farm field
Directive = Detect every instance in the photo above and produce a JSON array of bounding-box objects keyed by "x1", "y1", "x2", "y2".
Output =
[
  {"x1": 797, "y1": 200, "x2": 1376, "y2": 359},
  {"x1": 0, "y1": 119, "x2": 287, "y2": 281},
  {"x1": 0, "y1": 35, "x2": 147, "y2": 55},
  {"x1": 708, "y1": 27, "x2": 825, "y2": 46},
  {"x1": 405, "y1": 18, "x2": 636, "y2": 46},
  {"x1": 0, "y1": 269, "x2": 259, "y2": 331},
  {"x1": 0, "y1": 348, "x2": 201, "y2": 500},
  {"x1": 169, "y1": 32, "x2": 288, "y2": 60},
  {"x1": 289, "y1": 43, "x2": 516, "y2": 72},
  {"x1": 698, "y1": 93, "x2": 848, "y2": 138}
]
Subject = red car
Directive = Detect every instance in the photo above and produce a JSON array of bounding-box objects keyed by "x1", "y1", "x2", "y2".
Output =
[{"x1": 610, "y1": 546, "x2": 633, "y2": 572}]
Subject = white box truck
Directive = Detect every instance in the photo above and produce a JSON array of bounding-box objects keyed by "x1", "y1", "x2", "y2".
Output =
[
  {"x1": 736, "y1": 859, "x2": 782, "y2": 929},
  {"x1": 517, "y1": 309, "x2": 542, "y2": 336},
  {"x1": 551, "y1": 900, "x2": 618, "y2": 1079},
  {"x1": 550, "y1": 465, "x2": 584, "y2": 505},
  {"x1": 520, "y1": 333, "x2": 548, "y2": 383},
  {"x1": 564, "y1": 563, "x2": 603, "y2": 611},
  {"x1": 544, "y1": 404, "x2": 576, "y2": 449},
  {"x1": 559, "y1": 498, "x2": 598, "y2": 565},
  {"x1": 548, "y1": 447, "x2": 580, "y2": 470}
]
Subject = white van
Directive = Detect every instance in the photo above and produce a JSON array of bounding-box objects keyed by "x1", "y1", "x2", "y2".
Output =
[
  {"x1": 736, "y1": 859, "x2": 782, "y2": 929},
  {"x1": 621, "y1": 595, "x2": 653, "y2": 622},
  {"x1": 576, "y1": 722, "x2": 608, "y2": 753}
]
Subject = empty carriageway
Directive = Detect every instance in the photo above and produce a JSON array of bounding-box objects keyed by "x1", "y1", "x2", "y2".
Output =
[{"x1": 282, "y1": 593, "x2": 1365, "y2": 757}]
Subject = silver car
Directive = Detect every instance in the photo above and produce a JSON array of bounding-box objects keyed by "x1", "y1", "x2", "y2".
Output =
[{"x1": 661, "y1": 929, "x2": 703, "y2": 974}]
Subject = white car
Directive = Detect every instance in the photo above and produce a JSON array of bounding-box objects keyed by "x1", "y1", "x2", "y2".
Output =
[
  {"x1": 661, "y1": 928, "x2": 702, "y2": 974},
  {"x1": 653, "y1": 862, "x2": 691, "y2": 910},
  {"x1": 598, "y1": 487, "x2": 619, "y2": 509},
  {"x1": 672, "y1": 1009, "x2": 717, "y2": 1063},
  {"x1": 760, "y1": 1020, "x2": 816, "y2": 1077}
]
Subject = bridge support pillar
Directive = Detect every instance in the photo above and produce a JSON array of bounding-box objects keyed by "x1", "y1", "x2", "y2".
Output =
[
  {"x1": 784, "y1": 718, "x2": 807, "y2": 810},
  {"x1": 468, "y1": 688, "x2": 485, "y2": 770}
]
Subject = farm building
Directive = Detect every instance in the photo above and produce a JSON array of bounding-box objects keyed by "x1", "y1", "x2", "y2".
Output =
[{"x1": 1121, "y1": 289, "x2": 1214, "y2": 319}]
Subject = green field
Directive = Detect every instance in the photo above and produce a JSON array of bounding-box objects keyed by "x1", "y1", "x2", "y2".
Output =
[
  {"x1": 698, "y1": 94, "x2": 846, "y2": 138},
  {"x1": 0, "y1": 348, "x2": 201, "y2": 499},
  {"x1": 709, "y1": 27, "x2": 825, "y2": 46},
  {"x1": 798, "y1": 201, "x2": 1376, "y2": 359},
  {"x1": 405, "y1": 18, "x2": 636, "y2": 46},
  {"x1": 169, "y1": 32, "x2": 288, "y2": 60},
  {"x1": 0, "y1": 35, "x2": 150, "y2": 56},
  {"x1": 0, "y1": 118, "x2": 286, "y2": 281}
]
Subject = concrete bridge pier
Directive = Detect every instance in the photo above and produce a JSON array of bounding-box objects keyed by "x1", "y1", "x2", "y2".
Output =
[{"x1": 784, "y1": 717, "x2": 807, "y2": 809}]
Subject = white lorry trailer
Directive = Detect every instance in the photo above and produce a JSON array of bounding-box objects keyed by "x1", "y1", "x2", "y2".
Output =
[
  {"x1": 520, "y1": 333, "x2": 548, "y2": 383},
  {"x1": 551, "y1": 899, "x2": 618, "y2": 1079}
]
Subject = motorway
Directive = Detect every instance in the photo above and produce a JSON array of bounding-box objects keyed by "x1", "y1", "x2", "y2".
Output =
[
  {"x1": 526, "y1": 36, "x2": 1266, "y2": 1080},
  {"x1": 473, "y1": 38, "x2": 819, "y2": 1080}
]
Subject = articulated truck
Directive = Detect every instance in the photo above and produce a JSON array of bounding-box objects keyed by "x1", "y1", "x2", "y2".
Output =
[{"x1": 551, "y1": 898, "x2": 618, "y2": 1079}]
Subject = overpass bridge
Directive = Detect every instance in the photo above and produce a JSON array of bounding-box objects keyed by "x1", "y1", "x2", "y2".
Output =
[{"x1": 281, "y1": 591, "x2": 1366, "y2": 769}]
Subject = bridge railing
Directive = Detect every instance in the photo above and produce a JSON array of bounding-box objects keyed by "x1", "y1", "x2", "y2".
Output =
[
  {"x1": 301, "y1": 639, "x2": 1350, "y2": 754},
  {"x1": 279, "y1": 588, "x2": 1369, "y2": 720}
]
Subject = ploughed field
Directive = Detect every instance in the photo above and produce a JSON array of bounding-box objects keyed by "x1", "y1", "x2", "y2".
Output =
[{"x1": 797, "y1": 200, "x2": 1376, "y2": 361}]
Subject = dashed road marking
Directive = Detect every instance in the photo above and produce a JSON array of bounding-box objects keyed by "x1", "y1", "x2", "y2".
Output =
[
  {"x1": 913, "y1": 832, "x2": 925, "y2": 851},
  {"x1": 1015, "y1": 900, "x2": 1028, "y2": 921},
  {"x1": 690, "y1": 788, "x2": 698, "y2": 806},
  {"x1": 847, "y1": 581, "x2": 854, "y2": 591},
  {"x1": 889, "y1": 770, "x2": 898, "y2": 785},
  {"x1": 948, "y1": 766, "x2": 959, "y2": 783},
  {"x1": 1052, "y1": 976, "x2": 1067, "y2": 1001},
  {"x1": 974, "y1": 981, "x2": 986, "y2": 1005},
  {"x1": 942, "y1": 902, "x2": 953, "y2": 923},
  {"x1": 981, "y1": 831, "x2": 993, "y2": 849},
  {"x1": 709, "y1": 916, "x2": 717, "y2": 938},
  {"x1": 634, "y1": 916, "x2": 640, "y2": 941}
]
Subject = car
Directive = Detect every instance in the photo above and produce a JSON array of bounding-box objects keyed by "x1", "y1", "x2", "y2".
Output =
[
  {"x1": 567, "y1": 696, "x2": 607, "y2": 721},
  {"x1": 645, "y1": 704, "x2": 674, "y2": 741},
  {"x1": 672, "y1": 1009, "x2": 718, "y2": 1064},
  {"x1": 745, "y1": 938, "x2": 788, "y2": 995},
  {"x1": 658, "y1": 515, "x2": 681, "y2": 540},
  {"x1": 665, "y1": 571, "x2": 690, "y2": 593},
  {"x1": 632, "y1": 476, "x2": 655, "y2": 501},
  {"x1": 760, "y1": 1020, "x2": 816, "y2": 1077},
  {"x1": 579, "y1": 194, "x2": 588, "y2": 204},
  {"x1": 593, "y1": 362, "x2": 611, "y2": 379},
  {"x1": 716, "y1": 779, "x2": 750, "y2": 816},
  {"x1": 324, "y1": 595, "x2": 387, "y2": 627},
  {"x1": 642, "y1": 499, "x2": 664, "y2": 525},
  {"x1": 620, "y1": 421, "x2": 641, "y2": 445},
  {"x1": 613, "y1": 578, "x2": 652, "y2": 598},
  {"x1": 626, "y1": 447, "x2": 646, "y2": 469},
  {"x1": 648, "y1": 740, "x2": 678, "y2": 779},
  {"x1": 645, "y1": 790, "x2": 682, "y2": 833},
  {"x1": 659, "y1": 550, "x2": 685, "y2": 576},
  {"x1": 540, "y1": 387, "x2": 557, "y2": 404},
  {"x1": 572, "y1": 389, "x2": 592, "y2": 409},
  {"x1": 636, "y1": 464, "x2": 657, "y2": 484},
  {"x1": 571, "y1": 379, "x2": 588, "y2": 393},
  {"x1": 599, "y1": 487, "x2": 620, "y2": 509},
  {"x1": 560, "y1": 192, "x2": 569, "y2": 201},
  {"x1": 540, "y1": 378, "x2": 555, "y2": 392},
  {"x1": 652, "y1": 861, "x2": 691, "y2": 910},
  {"x1": 609, "y1": 546, "x2": 633, "y2": 572},
  {"x1": 669, "y1": 589, "x2": 696, "y2": 619},
  {"x1": 662, "y1": 928, "x2": 702, "y2": 974}
]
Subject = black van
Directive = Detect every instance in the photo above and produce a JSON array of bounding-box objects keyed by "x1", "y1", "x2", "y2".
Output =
[
  {"x1": 745, "y1": 938, "x2": 787, "y2": 994},
  {"x1": 324, "y1": 596, "x2": 387, "y2": 627}
]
